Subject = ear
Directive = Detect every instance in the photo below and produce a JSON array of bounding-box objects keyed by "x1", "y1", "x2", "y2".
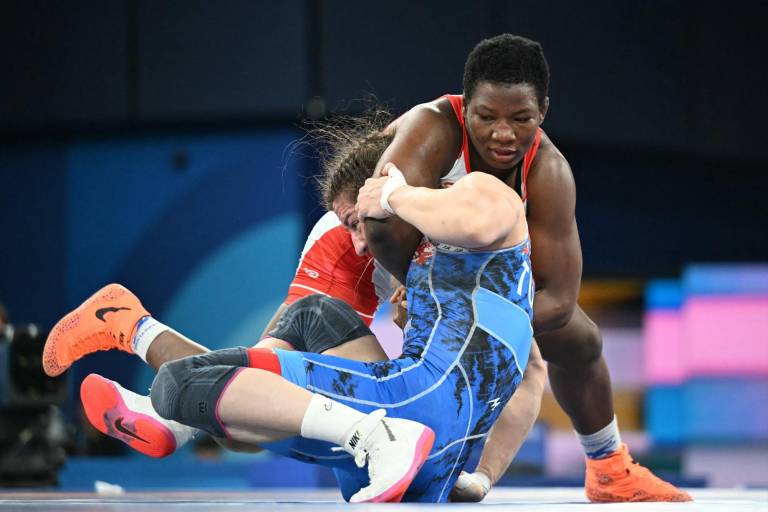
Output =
[{"x1": 539, "y1": 96, "x2": 550, "y2": 123}]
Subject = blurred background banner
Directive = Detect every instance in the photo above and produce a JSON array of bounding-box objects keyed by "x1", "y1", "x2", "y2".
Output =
[{"x1": 0, "y1": 0, "x2": 766, "y2": 491}]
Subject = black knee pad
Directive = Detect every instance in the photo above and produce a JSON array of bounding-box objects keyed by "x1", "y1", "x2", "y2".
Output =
[
  {"x1": 150, "y1": 348, "x2": 249, "y2": 438},
  {"x1": 268, "y1": 294, "x2": 373, "y2": 353}
]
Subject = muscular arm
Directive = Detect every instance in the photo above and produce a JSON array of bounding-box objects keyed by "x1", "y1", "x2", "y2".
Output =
[
  {"x1": 451, "y1": 341, "x2": 546, "y2": 502},
  {"x1": 364, "y1": 102, "x2": 462, "y2": 283},
  {"x1": 382, "y1": 171, "x2": 526, "y2": 250},
  {"x1": 474, "y1": 340, "x2": 546, "y2": 482},
  {"x1": 524, "y1": 144, "x2": 582, "y2": 334}
]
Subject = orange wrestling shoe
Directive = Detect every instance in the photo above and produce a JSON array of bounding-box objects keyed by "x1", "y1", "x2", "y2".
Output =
[
  {"x1": 43, "y1": 284, "x2": 149, "y2": 377},
  {"x1": 585, "y1": 444, "x2": 692, "y2": 502}
]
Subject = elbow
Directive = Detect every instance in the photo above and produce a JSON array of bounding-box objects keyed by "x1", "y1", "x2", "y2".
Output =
[
  {"x1": 538, "y1": 298, "x2": 576, "y2": 333},
  {"x1": 455, "y1": 201, "x2": 510, "y2": 248},
  {"x1": 551, "y1": 302, "x2": 576, "y2": 330},
  {"x1": 459, "y1": 220, "x2": 503, "y2": 248}
]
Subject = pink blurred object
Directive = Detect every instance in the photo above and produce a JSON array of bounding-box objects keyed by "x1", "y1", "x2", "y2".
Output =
[
  {"x1": 644, "y1": 310, "x2": 684, "y2": 384},
  {"x1": 684, "y1": 296, "x2": 768, "y2": 376},
  {"x1": 645, "y1": 297, "x2": 768, "y2": 383}
]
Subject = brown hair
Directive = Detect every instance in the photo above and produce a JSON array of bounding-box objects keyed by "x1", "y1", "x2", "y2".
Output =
[{"x1": 313, "y1": 109, "x2": 395, "y2": 210}]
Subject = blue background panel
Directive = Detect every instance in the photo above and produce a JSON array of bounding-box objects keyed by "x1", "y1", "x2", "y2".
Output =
[{"x1": 646, "y1": 379, "x2": 768, "y2": 444}]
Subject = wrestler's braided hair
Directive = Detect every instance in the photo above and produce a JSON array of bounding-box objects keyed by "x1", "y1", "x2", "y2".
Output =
[
  {"x1": 315, "y1": 109, "x2": 395, "y2": 211},
  {"x1": 463, "y1": 33, "x2": 550, "y2": 109}
]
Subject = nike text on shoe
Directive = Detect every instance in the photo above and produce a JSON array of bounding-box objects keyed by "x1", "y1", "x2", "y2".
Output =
[
  {"x1": 43, "y1": 284, "x2": 150, "y2": 376},
  {"x1": 340, "y1": 409, "x2": 434, "y2": 503}
]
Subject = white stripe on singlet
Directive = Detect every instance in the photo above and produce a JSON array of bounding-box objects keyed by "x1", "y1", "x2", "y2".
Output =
[
  {"x1": 426, "y1": 432, "x2": 488, "y2": 460},
  {"x1": 438, "y1": 362, "x2": 475, "y2": 502}
]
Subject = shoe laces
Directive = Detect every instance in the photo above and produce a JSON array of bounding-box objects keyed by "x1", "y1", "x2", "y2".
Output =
[
  {"x1": 330, "y1": 444, "x2": 376, "y2": 474},
  {"x1": 76, "y1": 330, "x2": 115, "y2": 354}
]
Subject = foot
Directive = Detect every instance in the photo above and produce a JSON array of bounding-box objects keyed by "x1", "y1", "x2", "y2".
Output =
[
  {"x1": 342, "y1": 409, "x2": 434, "y2": 503},
  {"x1": 81, "y1": 373, "x2": 196, "y2": 458},
  {"x1": 585, "y1": 443, "x2": 692, "y2": 502},
  {"x1": 43, "y1": 284, "x2": 149, "y2": 376}
]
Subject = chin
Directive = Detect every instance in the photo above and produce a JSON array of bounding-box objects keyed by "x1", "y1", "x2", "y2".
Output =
[{"x1": 486, "y1": 157, "x2": 521, "y2": 173}]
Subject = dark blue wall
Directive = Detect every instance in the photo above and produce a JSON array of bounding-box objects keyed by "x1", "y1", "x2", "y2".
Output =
[
  {"x1": 0, "y1": 131, "x2": 306, "y2": 399},
  {"x1": 3, "y1": 0, "x2": 765, "y2": 158},
  {"x1": 1, "y1": 0, "x2": 766, "y2": 309}
]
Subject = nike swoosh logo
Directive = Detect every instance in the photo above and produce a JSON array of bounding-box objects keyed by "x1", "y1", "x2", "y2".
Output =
[
  {"x1": 95, "y1": 307, "x2": 131, "y2": 322},
  {"x1": 114, "y1": 417, "x2": 148, "y2": 443}
]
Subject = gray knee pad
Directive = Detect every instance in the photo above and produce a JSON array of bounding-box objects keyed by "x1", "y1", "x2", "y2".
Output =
[
  {"x1": 150, "y1": 348, "x2": 249, "y2": 438},
  {"x1": 268, "y1": 294, "x2": 373, "y2": 353}
]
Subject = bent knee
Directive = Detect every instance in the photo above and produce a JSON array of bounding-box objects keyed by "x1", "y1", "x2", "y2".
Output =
[
  {"x1": 151, "y1": 358, "x2": 237, "y2": 438},
  {"x1": 539, "y1": 316, "x2": 603, "y2": 368},
  {"x1": 269, "y1": 294, "x2": 373, "y2": 354},
  {"x1": 151, "y1": 360, "x2": 183, "y2": 421}
]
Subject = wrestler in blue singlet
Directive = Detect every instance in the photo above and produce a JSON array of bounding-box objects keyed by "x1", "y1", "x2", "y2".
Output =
[{"x1": 267, "y1": 236, "x2": 534, "y2": 502}]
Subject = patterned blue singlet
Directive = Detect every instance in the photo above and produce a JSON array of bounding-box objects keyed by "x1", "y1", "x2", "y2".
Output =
[{"x1": 268, "y1": 237, "x2": 534, "y2": 502}]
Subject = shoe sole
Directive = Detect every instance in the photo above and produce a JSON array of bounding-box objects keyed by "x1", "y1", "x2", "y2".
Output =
[
  {"x1": 81, "y1": 373, "x2": 177, "y2": 458},
  {"x1": 587, "y1": 490, "x2": 693, "y2": 503},
  {"x1": 366, "y1": 426, "x2": 435, "y2": 503}
]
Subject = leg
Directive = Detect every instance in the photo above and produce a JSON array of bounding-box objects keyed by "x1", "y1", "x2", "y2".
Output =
[
  {"x1": 266, "y1": 294, "x2": 387, "y2": 361},
  {"x1": 146, "y1": 330, "x2": 208, "y2": 371},
  {"x1": 537, "y1": 306, "x2": 612, "y2": 434},
  {"x1": 76, "y1": 291, "x2": 387, "y2": 456},
  {"x1": 538, "y1": 305, "x2": 691, "y2": 503},
  {"x1": 150, "y1": 348, "x2": 434, "y2": 502}
]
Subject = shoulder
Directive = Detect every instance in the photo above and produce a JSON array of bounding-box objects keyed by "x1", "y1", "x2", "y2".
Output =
[
  {"x1": 377, "y1": 97, "x2": 464, "y2": 184},
  {"x1": 528, "y1": 130, "x2": 575, "y2": 195},
  {"x1": 394, "y1": 97, "x2": 462, "y2": 146},
  {"x1": 301, "y1": 212, "x2": 351, "y2": 260},
  {"x1": 526, "y1": 130, "x2": 576, "y2": 222},
  {"x1": 307, "y1": 211, "x2": 342, "y2": 238}
]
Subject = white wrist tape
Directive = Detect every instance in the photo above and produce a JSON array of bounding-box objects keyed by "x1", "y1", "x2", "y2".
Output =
[
  {"x1": 454, "y1": 470, "x2": 491, "y2": 494},
  {"x1": 473, "y1": 471, "x2": 491, "y2": 494},
  {"x1": 380, "y1": 167, "x2": 407, "y2": 215}
]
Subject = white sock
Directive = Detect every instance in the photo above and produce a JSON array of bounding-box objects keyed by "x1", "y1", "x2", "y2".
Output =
[
  {"x1": 131, "y1": 317, "x2": 170, "y2": 363},
  {"x1": 576, "y1": 415, "x2": 622, "y2": 459},
  {"x1": 117, "y1": 381, "x2": 198, "y2": 447},
  {"x1": 300, "y1": 393, "x2": 367, "y2": 447}
]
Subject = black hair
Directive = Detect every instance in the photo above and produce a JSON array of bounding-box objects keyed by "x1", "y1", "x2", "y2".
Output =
[{"x1": 463, "y1": 34, "x2": 550, "y2": 109}]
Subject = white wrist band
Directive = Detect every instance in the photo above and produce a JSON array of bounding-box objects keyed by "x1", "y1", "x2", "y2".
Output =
[{"x1": 380, "y1": 167, "x2": 407, "y2": 215}]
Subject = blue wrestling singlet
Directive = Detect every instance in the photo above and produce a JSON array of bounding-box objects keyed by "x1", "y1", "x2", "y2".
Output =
[{"x1": 267, "y1": 237, "x2": 534, "y2": 502}]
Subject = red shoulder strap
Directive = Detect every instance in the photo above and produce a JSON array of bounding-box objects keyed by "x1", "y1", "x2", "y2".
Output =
[
  {"x1": 521, "y1": 128, "x2": 542, "y2": 201},
  {"x1": 442, "y1": 94, "x2": 471, "y2": 172}
]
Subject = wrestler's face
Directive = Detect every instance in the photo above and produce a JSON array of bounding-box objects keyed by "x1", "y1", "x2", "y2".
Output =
[
  {"x1": 464, "y1": 82, "x2": 548, "y2": 175},
  {"x1": 332, "y1": 193, "x2": 368, "y2": 256}
]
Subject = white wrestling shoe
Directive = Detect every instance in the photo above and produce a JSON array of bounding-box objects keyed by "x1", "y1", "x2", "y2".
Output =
[
  {"x1": 339, "y1": 409, "x2": 435, "y2": 503},
  {"x1": 81, "y1": 373, "x2": 197, "y2": 458}
]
